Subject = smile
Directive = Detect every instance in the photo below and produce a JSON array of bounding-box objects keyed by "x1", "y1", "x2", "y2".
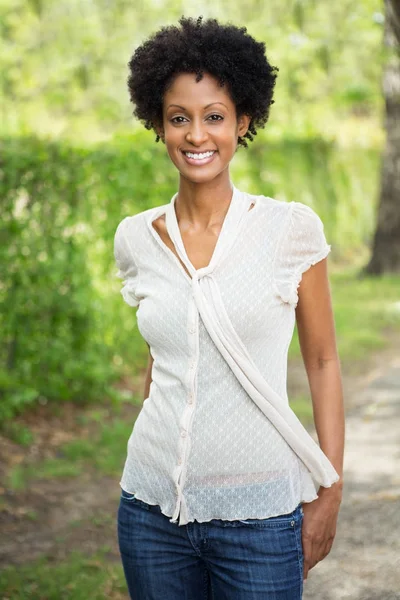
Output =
[{"x1": 181, "y1": 150, "x2": 217, "y2": 165}]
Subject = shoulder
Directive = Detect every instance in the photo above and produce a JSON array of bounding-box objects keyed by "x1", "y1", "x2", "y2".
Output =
[
  {"x1": 246, "y1": 193, "x2": 292, "y2": 225},
  {"x1": 250, "y1": 192, "x2": 290, "y2": 211},
  {"x1": 271, "y1": 199, "x2": 330, "y2": 306},
  {"x1": 289, "y1": 201, "x2": 326, "y2": 230},
  {"x1": 258, "y1": 198, "x2": 328, "y2": 242},
  {"x1": 243, "y1": 191, "x2": 326, "y2": 237}
]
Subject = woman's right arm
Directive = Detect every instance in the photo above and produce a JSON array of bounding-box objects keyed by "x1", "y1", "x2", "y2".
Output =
[{"x1": 143, "y1": 343, "x2": 154, "y2": 401}]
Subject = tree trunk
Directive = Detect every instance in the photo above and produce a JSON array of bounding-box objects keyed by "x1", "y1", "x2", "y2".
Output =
[{"x1": 364, "y1": 0, "x2": 400, "y2": 274}]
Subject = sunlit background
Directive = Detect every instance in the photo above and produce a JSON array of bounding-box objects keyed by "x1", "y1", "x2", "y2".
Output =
[{"x1": 1, "y1": 1, "x2": 400, "y2": 597}]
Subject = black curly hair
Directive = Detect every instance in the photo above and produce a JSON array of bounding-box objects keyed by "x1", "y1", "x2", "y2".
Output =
[{"x1": 127, "y1": 15, "x2": 279, "y2": 149}]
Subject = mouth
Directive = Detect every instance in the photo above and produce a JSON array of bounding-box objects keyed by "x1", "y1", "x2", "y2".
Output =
[{"x1": 181, "y1": 150, "x2": 217, "y2": 166}]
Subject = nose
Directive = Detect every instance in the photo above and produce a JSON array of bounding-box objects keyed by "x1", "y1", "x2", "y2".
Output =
[{"x1": 185, "y1": 118, "x2": 208, "y2": 145}]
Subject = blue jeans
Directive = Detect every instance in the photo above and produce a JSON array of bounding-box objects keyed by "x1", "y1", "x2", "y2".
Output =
[{"x1": 117, "y1": 488, "x2": 304, "y2": 599}]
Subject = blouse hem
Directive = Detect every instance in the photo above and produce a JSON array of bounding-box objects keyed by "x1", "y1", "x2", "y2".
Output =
[{"x1": 119, "y1": 484, "x2": 320, "y2": 526}]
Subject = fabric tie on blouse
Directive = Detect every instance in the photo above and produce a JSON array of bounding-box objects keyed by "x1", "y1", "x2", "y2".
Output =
[{"x1": 164, "y1": 185, "x2": 339, "y2": 490}]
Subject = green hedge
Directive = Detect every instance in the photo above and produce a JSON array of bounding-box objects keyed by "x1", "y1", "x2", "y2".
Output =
[{"x1": 0, "y1": 132, "x2": 176, "y2": 421}]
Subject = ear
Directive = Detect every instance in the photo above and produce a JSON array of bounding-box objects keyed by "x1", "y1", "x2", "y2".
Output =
[
  {"x1": 155, "y1": 121, "x2": 165, "y2": 142},
  {"x1": 237, "y1": 114, "x2": 251, "y2": 138}
]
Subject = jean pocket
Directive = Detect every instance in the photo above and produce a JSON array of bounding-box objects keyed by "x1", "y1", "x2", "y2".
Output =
[
  {"x1": 121, "y1": 488, "x2": 136, "y2": 502},
  {"x1": 120, "y1": 488, "x2": 137, "y2": 501},
  {"x1": 120, "y1": 488, "x2": 152, "y2": 511}
]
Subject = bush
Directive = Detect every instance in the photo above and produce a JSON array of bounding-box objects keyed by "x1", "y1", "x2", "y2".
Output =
[{"x1": 0, "y1": 133, "x2": 175, "y2": 421}]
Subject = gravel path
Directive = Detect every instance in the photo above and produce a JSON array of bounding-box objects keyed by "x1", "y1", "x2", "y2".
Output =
[{"x1": 303, "y1": 353, "x2": 400, "y2": 600}]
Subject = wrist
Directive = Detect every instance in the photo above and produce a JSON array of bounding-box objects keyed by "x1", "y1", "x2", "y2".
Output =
[{"x1": 318, "y1": 478, "x2": 344, "y2": 498}]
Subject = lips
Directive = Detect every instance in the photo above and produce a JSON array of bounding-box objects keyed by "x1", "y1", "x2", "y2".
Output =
[
  {"x1": 181, "y1": 150, "x2": 217, "y2": 166},
  {"x1": 182, "y1": 150, "x2": 216, "y2": 155}
]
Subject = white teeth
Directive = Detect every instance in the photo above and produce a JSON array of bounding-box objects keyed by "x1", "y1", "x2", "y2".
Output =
[{"x1": 184, "y1": 151, "x2": 215, "y2": 159}]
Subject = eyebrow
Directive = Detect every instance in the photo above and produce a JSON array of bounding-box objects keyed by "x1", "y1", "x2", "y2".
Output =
[{"x1": 167, "y1": 102, "x2": 228, "y2": 110}]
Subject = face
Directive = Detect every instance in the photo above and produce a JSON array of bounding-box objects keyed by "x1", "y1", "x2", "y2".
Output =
[{"x1": 157, "y1": 72, "x2": 251, "y2": 184}]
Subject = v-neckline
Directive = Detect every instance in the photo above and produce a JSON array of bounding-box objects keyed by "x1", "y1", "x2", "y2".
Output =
[{"x1": 147, "y1": 184, "x2": 256, "y2": 281}]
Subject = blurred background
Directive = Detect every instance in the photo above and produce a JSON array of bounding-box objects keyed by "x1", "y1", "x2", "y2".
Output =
[{"x1": 1, "y1": 1, "x2": 399, "y2": 598}]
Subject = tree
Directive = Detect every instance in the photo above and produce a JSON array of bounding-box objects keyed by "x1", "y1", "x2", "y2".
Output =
[{"x1": 365, "y1": 0, "x2": 400, "y2": 274}]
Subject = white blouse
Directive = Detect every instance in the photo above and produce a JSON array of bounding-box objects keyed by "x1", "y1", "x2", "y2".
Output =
[{"x1": 114, "y1": 183, "x2": 340, "y2": 526}]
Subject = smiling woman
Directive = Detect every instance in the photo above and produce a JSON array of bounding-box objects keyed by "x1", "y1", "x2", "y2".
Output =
[{"x1": 114, "y1": 15, "x2": 345, "y2": 600}]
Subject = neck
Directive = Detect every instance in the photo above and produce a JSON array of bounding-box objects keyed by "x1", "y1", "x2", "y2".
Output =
[{"x1": 175, "y1": 173, "x2": 234, "y2": 228}]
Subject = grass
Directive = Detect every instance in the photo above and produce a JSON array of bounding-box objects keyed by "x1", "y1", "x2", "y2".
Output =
[
  {"x1": 1, "y1": 422, "x2": 35, "y2": 446},
  {"x1": 289, "y1": 395, "x2": 315, "y2": 428},
  {"x1": 8, "y1": 460, "x2": 84, "y2": 490},
  {"x1": 6, "y1": 410, "x2": 133, "y2": 491},
  {"x1": 288, "y1": 269, "x2": 400, "y2": 363},
  {"x1": 0, "y1": 550, "x2": 127, "y2": 600}
]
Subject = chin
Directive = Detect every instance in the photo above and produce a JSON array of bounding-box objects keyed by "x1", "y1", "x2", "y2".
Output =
[{"x1": 179, "y1": 170, "x2": 222, "y2": 184}]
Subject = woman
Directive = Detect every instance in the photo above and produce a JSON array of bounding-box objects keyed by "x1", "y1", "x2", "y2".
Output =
[{"x1": 115, "y1": 15, "x2": 344, "y2": 600}]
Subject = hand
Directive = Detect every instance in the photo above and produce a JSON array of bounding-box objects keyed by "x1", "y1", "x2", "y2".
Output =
[{"x1": 301, "y1": 484, "x2": 342, "y2": 581}]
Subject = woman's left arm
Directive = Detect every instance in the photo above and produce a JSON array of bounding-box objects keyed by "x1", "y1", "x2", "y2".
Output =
[{"x1": 295, "y1": 256, "x2": 345, "y2": 581}]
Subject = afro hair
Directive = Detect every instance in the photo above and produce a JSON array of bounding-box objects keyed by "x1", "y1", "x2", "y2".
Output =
[{"x1": 127, "y1": 15, "x2": 279, "y2": 148}]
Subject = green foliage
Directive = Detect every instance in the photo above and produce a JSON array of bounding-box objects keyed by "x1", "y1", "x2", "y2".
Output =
[
  {"x1": 0, "y1": 131, "x2": 385, "y2": 423},
  {"x1": 1, "y1": 137, "x2": 110, "y2": 419},
  {"x1": 0, "y1": 0, "x2": 384, "y2": 141},
  {"x1": 0, "y1": 132, "x2": 175, "y2": 422}
]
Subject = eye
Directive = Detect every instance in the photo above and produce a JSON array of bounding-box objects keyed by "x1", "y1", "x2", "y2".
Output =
[
  {"x1": 170, "y1": 116, "x2": 187, "y2": 124},
  {"x1": 170, "y1": 114, "x2": 223, "y2": 124}
]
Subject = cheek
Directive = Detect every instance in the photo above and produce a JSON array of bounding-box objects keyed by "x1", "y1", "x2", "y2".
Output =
[
  {"x1": 166, "y1": 144, "x2": 181, "y2": 165},
  {"x1": 163, "y1": 134, "x2": 179, "y2": 157},
  {"x1": 164, "y1": 129, "x2": 182, "y2": 151}
]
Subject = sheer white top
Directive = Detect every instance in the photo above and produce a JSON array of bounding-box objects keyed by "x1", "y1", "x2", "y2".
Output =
[{"x1": 113, "y1": 184, "x2": 340, "y2": 526}]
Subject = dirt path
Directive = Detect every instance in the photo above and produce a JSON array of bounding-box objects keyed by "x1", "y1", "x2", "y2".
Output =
[
  {"x1": 1, "y1": 332, "x2": 400, "y2": 599},
  {"x1": 303, "y1": 350, "x2": 400, "y2": 600}
]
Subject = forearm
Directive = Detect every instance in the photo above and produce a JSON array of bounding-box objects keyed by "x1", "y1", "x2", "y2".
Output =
[{"x1": 306, "y1": 356, "x2": 345, "y2": 492}]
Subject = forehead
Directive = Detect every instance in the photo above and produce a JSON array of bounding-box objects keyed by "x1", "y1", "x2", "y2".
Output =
[{"x1": 164, "y1": 72, "x2": 234, "y2": 109}]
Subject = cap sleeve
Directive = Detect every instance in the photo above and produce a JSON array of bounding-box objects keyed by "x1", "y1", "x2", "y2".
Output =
[
  {"x1": 273, "y1": 202, "x2": 331, "y2": 308},
  {"x1": 114, "y1": 217, "x2": 140, "y2": 308}
]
